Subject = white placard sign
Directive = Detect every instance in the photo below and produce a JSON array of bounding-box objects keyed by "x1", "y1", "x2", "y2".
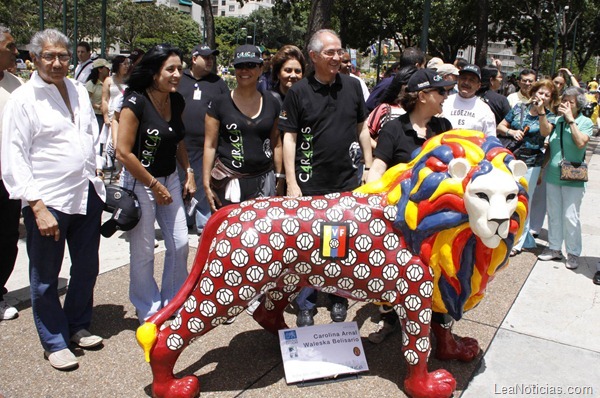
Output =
[{"x1": 278, "y1": 321, "x2": 369, "y2": 384}]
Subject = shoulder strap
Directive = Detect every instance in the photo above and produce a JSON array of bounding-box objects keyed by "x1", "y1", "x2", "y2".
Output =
[{"x1": 75, "y1": 59, "x2": 92, "y2": 80}]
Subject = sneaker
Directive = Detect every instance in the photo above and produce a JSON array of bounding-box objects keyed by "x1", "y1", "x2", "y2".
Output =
[
  {"x1": 593, "y1": 271, "x2": 600, "y2": 285},
  {"x1": 246, "y1": 299, "x2": 260, "y2": 315},
  {"x1": 296, "y1": 309, "x2": 315, "y2": 327},
  {"x1": 330, "y1": 302, "x2": 348, "y2": 323},
  {"x1": 44, "y1": 348, "x2": 78, "y2": 370},
  {"x1": 566, "y1": 254, "x2": 579, "y2": 270},
  {"x1": 0, "y1": 300, "x2": 18, "y2": 320},
  {"x1": 368, "y1": 320, "x2": 398, "y2": 344},
  {"x1": 70, "y1": 329, "x2": 103, "y2": 348},
  {"x1": 538, "y1": 248, "x2": 563, "y2": 261}
]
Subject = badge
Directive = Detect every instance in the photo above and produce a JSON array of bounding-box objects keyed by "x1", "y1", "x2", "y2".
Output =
[
  {"x1": 193, "y1": 89, "x2": 202, "y2": 100},
  {"x1": 319, "y1": 222, "x2": 349, "y2": 259}
]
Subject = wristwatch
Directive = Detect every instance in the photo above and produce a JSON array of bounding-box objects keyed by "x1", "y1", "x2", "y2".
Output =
[{"x1": 186, "y1": 167, "x2": 194, "y2": 174}]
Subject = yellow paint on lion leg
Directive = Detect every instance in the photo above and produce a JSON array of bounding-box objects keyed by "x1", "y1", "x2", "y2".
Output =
[
  {"x1": 405, "y1": 201, "x2": 419, "y2": 230},
  {"x1": 488, "y1": 244, "x2": 508, "y2": 275},
  {"x1": 136, "y1": 322, "x2": 158, "y2": 363}
]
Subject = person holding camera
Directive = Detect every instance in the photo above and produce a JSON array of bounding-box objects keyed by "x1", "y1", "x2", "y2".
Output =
[
  {"x1": 538, "y1": 87, "x2": 593, "y2": 270},
  {"x1": 497, "y1": 79, "x2": 558, "y2": 256}
]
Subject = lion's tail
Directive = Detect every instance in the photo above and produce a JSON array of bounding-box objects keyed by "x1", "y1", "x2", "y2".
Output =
[{"x1": 136, "y1": 207, "x2": 230, "y2": 362}]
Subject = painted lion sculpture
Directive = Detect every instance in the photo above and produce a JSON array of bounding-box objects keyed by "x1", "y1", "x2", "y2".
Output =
[{"x1": 136, "y1": 130, "x2": 528, "y2": 398}]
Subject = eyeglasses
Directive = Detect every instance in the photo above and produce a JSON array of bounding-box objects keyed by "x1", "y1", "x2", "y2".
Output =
[
  {"x1": 520, "y1": 79, "x2": 535, "y2": 84},
  {"x1": 424, "y1": 87, "x2": 451, "y2": 96},
  {"x1": 234, "y1": 62, "x2": 259, "y2": 70},
  {"x1": 40, "y1": 53, "x2": 71, "y2": 63},
  {"x1": 321, "y1": 49, "x2": 344, "y2": 58}
]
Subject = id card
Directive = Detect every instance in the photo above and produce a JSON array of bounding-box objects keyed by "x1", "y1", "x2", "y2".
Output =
[{"x1": 193, "y1": 90, "x2": 202, "y2": 100}]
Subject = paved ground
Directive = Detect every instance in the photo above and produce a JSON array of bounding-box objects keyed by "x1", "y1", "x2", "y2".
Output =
[{"x1": 1, "y1": 139, "x2": 599, "y2": 398}]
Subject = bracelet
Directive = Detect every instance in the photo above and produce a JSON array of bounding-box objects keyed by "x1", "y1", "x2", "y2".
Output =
[
  {"x1": 568, "y1": 120, "x2": 576, "y2": 125},
  {"x1": 506, "y1": 129, "x2": 511, "y2": 136},
  {"x1": 364, "y1": 167, "x2": 370, "y2": 171},
  {"x1": 274, "y1": 173, "x2": 285, "y2": 179},
  {"x1": 539, "y1": 113, "x2": 546, "y2": 117},
  {"x1": 186, "y1": 167, "x2": 194, "y2": 174},
  {"x1": 148, "y1": 177, "x2": 157, "y2": 189}
]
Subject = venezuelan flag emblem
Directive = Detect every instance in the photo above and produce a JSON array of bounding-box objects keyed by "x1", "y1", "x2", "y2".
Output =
[{"x1": 320, "y1": 223, "x2": 349, "y2": 259}]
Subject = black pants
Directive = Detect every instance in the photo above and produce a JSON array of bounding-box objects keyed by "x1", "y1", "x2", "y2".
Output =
[{"x1": 0, "y1": 180, "x2": 21, "y2": 300}]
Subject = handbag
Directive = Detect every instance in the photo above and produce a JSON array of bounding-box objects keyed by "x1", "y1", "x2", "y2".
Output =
[{"x1": 559, "y1": 120, "x2": 588, "y2": 182}]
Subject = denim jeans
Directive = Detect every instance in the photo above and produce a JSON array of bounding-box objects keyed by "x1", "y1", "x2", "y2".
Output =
[
  {"x1": 177, "y1": 150, "x2": 211, "y2": 234},
  {"x1": 514, "y1": 166, "x2": 541, "y2": 251},
  {"x1": 546, "y1": 182, "x2": 584, "y2": 256},
  {"x1": 22, "y1": 183, "x2": 103, "y2": 352},
  {"x1": 0, "y1": 180, "x2": 20, "y2": 301},
  {"x1": 122, "y1": 170, "x2": 189, "y2": 322},
  {"x1": 529, "y1": 169, "x2": 547, "y2": 234}
]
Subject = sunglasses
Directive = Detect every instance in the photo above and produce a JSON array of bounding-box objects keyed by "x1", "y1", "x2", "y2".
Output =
[
  {"x1": 424, "y1": 87, "x2": 451, "y2": 96},
  {"x1": 234, "y1": 62, "x2": 259, "y2": 70}
]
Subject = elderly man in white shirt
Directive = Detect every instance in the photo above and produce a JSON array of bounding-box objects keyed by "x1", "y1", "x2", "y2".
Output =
[{"x1": 1, "y1": 29, "x2": 106, "y2": 371}]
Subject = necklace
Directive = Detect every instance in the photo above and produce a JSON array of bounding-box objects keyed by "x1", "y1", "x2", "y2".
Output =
[{"x1": 147, "y1": 89, "x2": 170, "y2": 118}]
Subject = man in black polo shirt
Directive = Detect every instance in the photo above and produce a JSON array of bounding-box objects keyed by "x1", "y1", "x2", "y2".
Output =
[
  {"x1": 178, "y1": 44, "x2": 228, "y2": 234},
  {"x1": 279, "y1": 29, "x2": 372, "y2": 327}
]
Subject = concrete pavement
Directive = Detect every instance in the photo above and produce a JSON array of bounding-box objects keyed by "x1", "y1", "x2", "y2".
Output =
[{"x1": 1, "y1": 139, "x2": 599, "y2": 397}]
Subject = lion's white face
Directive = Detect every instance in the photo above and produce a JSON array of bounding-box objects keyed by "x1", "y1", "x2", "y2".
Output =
[{"x1": 463, "y1": 167, "x2": 520, "y2": 248}]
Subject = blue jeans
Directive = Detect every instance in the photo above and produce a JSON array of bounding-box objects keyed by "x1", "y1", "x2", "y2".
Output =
[
  {"x1": 514, "y1": 166, "x2": 541, "y2": 251},
  {"x1": 546, "y1": 182, "x2": 584, "y2": 256},
  {"x1": 22, "y1": 183, "x2": 103, "y2": 352},
  {"x1": 178, "y1": 149, "x2": 211, "y2": 234},
  {"x1": 529, "y1": 169, "x2": 547, "y2": 234},
  {"x1": 122, "y1": 171, "x2": 189, "y2": 322}
]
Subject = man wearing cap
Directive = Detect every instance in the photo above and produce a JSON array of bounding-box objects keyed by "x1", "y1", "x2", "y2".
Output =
[
  {"x1": 178, "y1": 45, "x2": 228, "y2": 235},
  {"x1": 0, "y1": 25, "x2": 22, "y2": 321},
  {"x1": 74, "y1": 41, "x2": 93, "y2": 83},
  {"x1": 129, "y1": 48, "x2": 145, "y2": 69},
  {"x1": 436, "y1": 63, "x2": 460, "y2": 94},
  {"x1": 279, "y1": 29, "x2": 372, "y2": 327},
  {"x1": 442, "y1": 64, "x2": 496, "y2": 137}
]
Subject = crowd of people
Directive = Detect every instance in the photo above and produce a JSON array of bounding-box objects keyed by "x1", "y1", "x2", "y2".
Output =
[{"x1": 1, "y1": 24, "x2": 600, "y2": 372}]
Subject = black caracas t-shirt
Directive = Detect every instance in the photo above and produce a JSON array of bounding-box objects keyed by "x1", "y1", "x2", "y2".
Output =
[
  {"x1": 178, "y1": 70, "x2": 229, "y2": 151},
  {"x1": 207, "y1": 91, "x2": 281, "y2": 174},
  {"x1": 123, "y1": 91, "x2": 185, "y2": 177},
  {"x1": 374, "y1": 113, "x2": 453, "y2": 165},
  {"x1": 278, "y1": 73, "x2": 367, "y2": 195}
]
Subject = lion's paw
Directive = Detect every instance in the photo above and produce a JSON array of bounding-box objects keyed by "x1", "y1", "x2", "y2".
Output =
[
  {"x1": 404, "y1": 369, "x2": 456, "y2": 398},
  {"x1": 436, "y1": 336, "x2": 480, "y2": 362},
  {"x1": 152, "y1": 376, "x2": 199, "y2": 398}
]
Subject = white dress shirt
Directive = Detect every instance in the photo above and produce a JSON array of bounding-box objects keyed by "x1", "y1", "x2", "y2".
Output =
[
  {"x1": 1, "y1": 71, "x2": 106, "y2": 214},
  {"x1": 74, "y1": 59, "x2": 93, "y2": 83}
]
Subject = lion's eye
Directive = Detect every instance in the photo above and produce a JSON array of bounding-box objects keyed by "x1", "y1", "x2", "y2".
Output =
[
  {"x1": 506, "y1": 193, "x2": 516, "y2": 201},
  {"x1": 476, "y1": 192, "x2": 489, "y2": 201}
]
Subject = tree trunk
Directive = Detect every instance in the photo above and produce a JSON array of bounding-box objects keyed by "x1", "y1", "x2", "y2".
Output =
[
  {"x1": 192, "y1": 0, "x2": 215, "y2": 48},
  {"x1": 531, "y1": 2, "x2": 543, "y2": 71},
  {"x1": 306, "y1": 0, "x2": 334, "y2": 46},
  {"x1": 474, "y1": 0, "x2": 488, "y2": 67}
]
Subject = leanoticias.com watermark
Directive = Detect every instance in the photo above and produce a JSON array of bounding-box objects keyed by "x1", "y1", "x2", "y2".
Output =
[{"x1": 494, "y1": 384, "x2": 595, "y2": 395}]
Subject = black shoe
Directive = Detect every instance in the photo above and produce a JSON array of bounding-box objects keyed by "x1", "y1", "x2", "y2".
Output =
[
  {"x1": 330, "y1": 302, "x2": 348, "y2": 322},
  {"x1": 296, "y1": 309, "x2": 315, "y2": 327},
  {"x1": 593, "y1": 271, "x2": 600, "y2": 286}
]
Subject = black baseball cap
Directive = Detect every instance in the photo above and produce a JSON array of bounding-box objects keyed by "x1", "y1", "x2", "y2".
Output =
[
  {"x1": 192, "y1": 45, "x2": 219, "y2": 57},
  {"x1": 100, "y1": 186, "x2": 142, "y2": 238},
  {"x1": 406, "y1": 68, "x2": 456, "y2": 92},
  {"x1": 459, "y1": 64, "x2": 482, "y2": 81},
  {"x1": 232, "y1": 44, "x2": 263, "y2": 66}
]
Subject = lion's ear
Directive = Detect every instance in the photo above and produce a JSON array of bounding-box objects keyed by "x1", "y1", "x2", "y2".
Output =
[
  {"x1": 508, "y1": 160, "x2": 527, "y2": 179},
  {"x1": 448, "y1": 158, "x2": 471, "y2": 179}
]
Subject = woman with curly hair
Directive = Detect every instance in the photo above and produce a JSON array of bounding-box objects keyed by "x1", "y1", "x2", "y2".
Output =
[{"x1": 116, "y1": 44, "x2": 195, "y2": 323}]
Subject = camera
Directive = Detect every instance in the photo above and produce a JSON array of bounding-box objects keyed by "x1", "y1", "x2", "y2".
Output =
[{"x1": 582, "y1": 102, "x2": 597, "y2": 118}]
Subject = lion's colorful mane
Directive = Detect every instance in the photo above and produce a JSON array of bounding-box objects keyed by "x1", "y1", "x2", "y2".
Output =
[{"x1": 357, "y1": 130, "x2": 528, "y2": 319}]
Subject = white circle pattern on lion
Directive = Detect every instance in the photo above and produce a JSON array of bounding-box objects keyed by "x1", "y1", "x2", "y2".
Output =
[
  {"x1": 308, "y1": 275, "x2": 325, "y2": 287},
  {"x1": 415, "y1": 337, "x2": 430, "y2": 353},
  {"x1": 282, "y1": 199, "x2": 299, "y2": 209},
  {"x1": 311, "y1": 219, "x2": 324, "y2": 235},
  {"x1": 297, "y1": 206, "x2": 315, "y2": 221},
  {"x1": 199, "y1": 300, "x2": 217, "y2": 317},
  {"x1": 231, "y1": 249, "x2": 249, "y2": 268},
  {"x1": 166, "y1": 333, "x2": 184, "y2": 351},
  {"x1": 311, "y1": 199, "x2": 328, "y2": 209},
  {"x1": 246, "y1": 266, "x2": 265, "y2": 284},
  {"x1": 351, "y1": 288, "x2": 367, "y2": 299},
  {"x1": 282, "y1": 273, "x2": 300, "y2": 286},
  {"x1": 355, "y1": 235, "x2": 373, "y2": 252},
  {"x1": 396, "y1": 277, "x2": 409, "y2": 294},
  {"x1": 227, "y1": 208, "x2": 242, "y2": 218},
  {"x1": 405, "y1": 320, "x2": 421, "y2": 336},
  {"x1": 187, "y1": 317, "x2": 204, "y2": 333},
  {"x1": 382, "y1": 264, "x2": 399, "y2": 280},
  {"x1": 240, "y1": 230, "x2": 259, "y2": 247},
  {"x1": 405, "y1": 294, "x2": 422, "y2": 311},
  {"x1": 295, "y1": 262, "x2": 312, "y2": 274},
  {"x1": 383, "y1": 233, "x2": 400, "y2": 250},
  {"x1": 353, "y1": 263, "x2": 370, "y2": 279},
  {"x1": 340, "y1": 249, "x2": 357, "y2": 266},
  {"x1": 267, "y1": 261, "x2": 283, "y2": 278},
  {"x1": 283, "y1": 247, "x2": 298, "y2": 264},
  {"x1": 254, "y1": 218, "x2": 272, "y2": 234},
  {"x1": 216, "y1": 288, "x2": 234, "y2": 306},
  {"x1": 269, "y1": 233, "x2": 286, "y2": 250},
  {"x1": 183, "y1": 296, "x2": 197, "y2": 313},
  {"x1": 238, "y1": 285, "x2": 257, "y2": 301},
  {"x1": 216, "y1": 220, "x2": 228, "y2": 234},
  {"x1": 324, "y1": 262, "x2": 341, "y2": 278},
  {"x1": 383, "y1": 205, "x2": 398, "y2": 221},
  {"x1": 338, "y1": 277, "x2": 354, "y2": 290},
  {"x1": 260, "y1": 281, "x2": 277, "y2": 293},
  {"x1": 354, "y1": 206, "x2": 372, "y2": 222},
  {"x1": 324, "y1": 192, "x2": 341, "y2": 199},
  {"x1": 339, "y1": 196, "x2": 356, "y2": 209},
  {"x1": 170, "y1": 314, "x2": 182, "y2": 330},
  {"x1": 209, "y1": 259, "x2": 224, "y2": 278},
  {"x1": 398, "y1": 249, "x2": 413, "y2": 265},
  {"x1": 255, "y1": 245, "x2": 273, "y2": 264},
  {"x1": 404, "y1": 349, "x2": 419, "y2": 365},
  {"x1": 226, "y1": 223, "x2": 243, "y2": 238},
  {"x1": 418, "y1": 308, "x2": 432, "y2": 325},
  {"x1": 321, "y1": 286, "x2": 337, "y2": 294},
  {"x1": 329, "y1": 239, "x2": 339, "y2": 248},
  {"x1": 325, "y1": 207, "x2": 343, "y2": 222},
  {"x1": 199, "y1": 277, "x2": 215, "y2": 295},
  {"x1": 382, "y1": 290, "x2": 397, "y2": 304},
  {"x1": 368, "y1": 250, "x2": 386, "y2": 267},
  {"x1": 419, "y1": 281, "x2": 434, "y2": 298},
  {"x1": 215, "y1": 241, "x2": 231, "y2": 257},
  {"x1": 367, "y1": 278, "x2": 384, "y2": 293},
  {"x1": 281, "y1": 218, "x2": 300, "y2": 235},
  {"x1": 369, "y1": 218, "x2": 387, "y2": 236},
  {"x1": 252, "y1": 200, "x2": 270, "y2": 210},
  {"x1": 406, "y1": 263, "x2": 424, "y2": 282},
  {"x1": 310, "y1": 249, "x2": 327, "y2": 265},
  {"x1": 266, "y1": 207, "x2": 285, "y2": 219},
  {"x1": 347, "y1": 220, "x2": 359, "y2": 236},
  {"x1": 296, "y1": 233, "x2": 314, "y2": 250}
]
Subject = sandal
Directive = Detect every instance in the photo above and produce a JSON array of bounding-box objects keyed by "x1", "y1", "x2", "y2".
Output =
[{"x1": 510, "y1": 248, "x2": 521, "y2": 257}]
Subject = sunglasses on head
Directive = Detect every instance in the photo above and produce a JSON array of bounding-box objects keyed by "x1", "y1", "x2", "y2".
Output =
[
  {"x1": 424, "y1": 86, "x2": 451, "y2": 96},
  {"x1": 234, "y1": 62, "x2": 259, "y2": 70}
]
